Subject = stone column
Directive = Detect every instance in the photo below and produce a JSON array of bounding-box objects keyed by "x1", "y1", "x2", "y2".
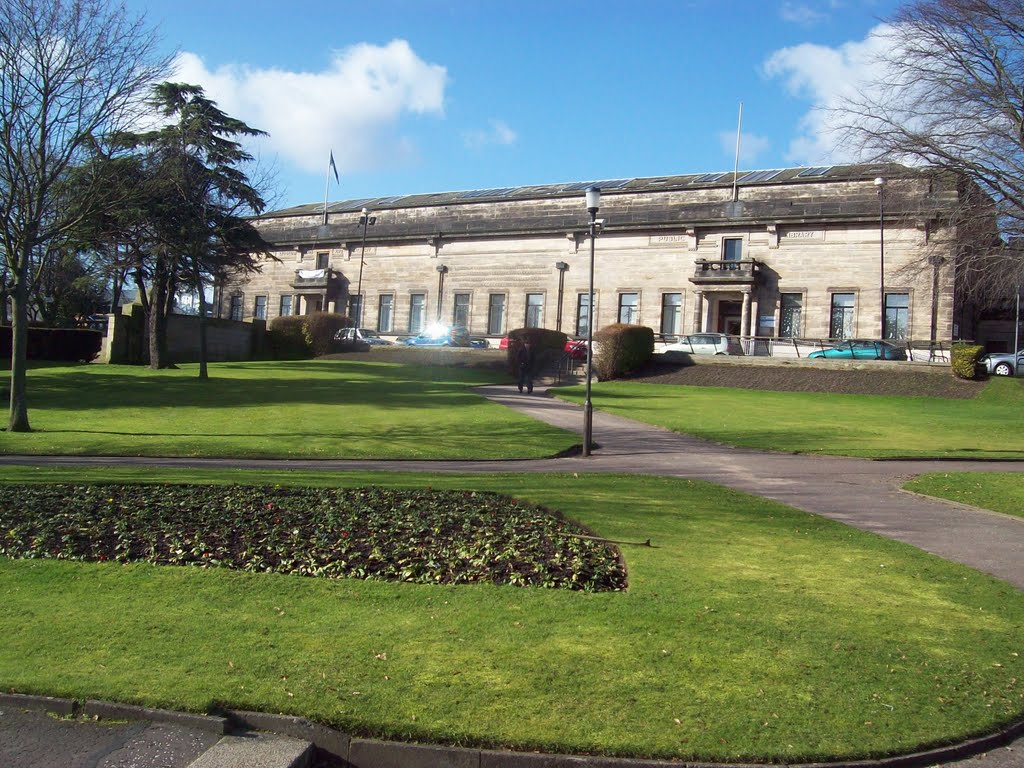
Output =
[
  {"x1": 741, "y1": 289, "x2": 752, "y2": 337},
  {"x1": 692, "y1": 291, "x2": 704, "y2": 333}
]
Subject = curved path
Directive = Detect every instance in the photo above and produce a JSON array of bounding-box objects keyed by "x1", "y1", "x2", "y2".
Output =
[{"x1": 3, "y1": 384, "x2": 1024, "y2": 590}]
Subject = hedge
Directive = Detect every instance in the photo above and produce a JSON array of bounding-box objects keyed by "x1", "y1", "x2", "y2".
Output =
[
  {"x1": 951, "y1": 343, "x2": 984, "y2": 380},
  {"x1": 0, "y1": 326, "x2": 102, "y2": 362},
  {"x1": 267, "y1": 315, "x2": 309, "y2": 359},
  {"x1": 303, "y1": 312, "x2": 354, "y2": 357},
  {"x1": 593, "y1": 324, "x2": 654, "y2": 380},
  {"x1": 506, "y1": 327, "x2": 567, "y2": 377}
]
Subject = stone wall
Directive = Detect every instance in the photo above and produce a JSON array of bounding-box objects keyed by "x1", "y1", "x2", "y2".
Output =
[{"x1": 101, "y1": 305, "x2": 263, "y2": 364}]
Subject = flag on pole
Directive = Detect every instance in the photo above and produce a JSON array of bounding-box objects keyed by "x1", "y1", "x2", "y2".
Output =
[{"x1": 329, "y1": 150, "x2": 340, "y2": 184}]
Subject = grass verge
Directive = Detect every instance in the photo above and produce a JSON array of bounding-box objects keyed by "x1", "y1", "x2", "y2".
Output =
[
  {"x1": 2, "y1": 465, "x2": 1023, "y2": 763},
  {"x1": 554, "y1": 376, "x2": 1024, "y2": 458},
  {"x1": 904, "y1": 472, "x2": 1024, "y2": 520},
  {"x1": 0, "y1": 360, "x2": 575, "y2": 459}
]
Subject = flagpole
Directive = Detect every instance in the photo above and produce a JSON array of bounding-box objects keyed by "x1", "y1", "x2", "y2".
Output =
[
  {"x1": 732, "y1": 101, "x2": 743, "y2": 202},
  {"x1": 323, "y1": 154, "x2": 332, "y2": 226}
]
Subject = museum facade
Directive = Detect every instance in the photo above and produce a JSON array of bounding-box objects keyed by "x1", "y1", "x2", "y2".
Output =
[{"x1": 216, "y1": 163, "x2": 969, "y2": 349}]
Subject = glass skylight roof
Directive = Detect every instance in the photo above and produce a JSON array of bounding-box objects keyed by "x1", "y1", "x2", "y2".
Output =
[
  {"x1": 797, "y1": 166, "x2": 832, "y2": 178},
  {"x1": 692, "y1": 172, "x2": 728, "y2": 183},
  {"x1": 737, "y1": 169, "x2": 784, "y2": 183}
]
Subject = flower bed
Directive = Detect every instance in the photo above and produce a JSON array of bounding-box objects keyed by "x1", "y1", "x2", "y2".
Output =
[{"x1": 0, "y1": 484, "x2": 626, "y2": 591}]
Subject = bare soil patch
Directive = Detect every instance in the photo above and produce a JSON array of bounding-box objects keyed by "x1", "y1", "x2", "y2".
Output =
[{"x1": 622, "y1": 361, "x2": 985, "y2": 399}]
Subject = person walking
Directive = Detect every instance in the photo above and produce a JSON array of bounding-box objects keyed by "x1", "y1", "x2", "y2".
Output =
[{"x1": 516, "y1": 339, "x2": 534, "y2": 394}]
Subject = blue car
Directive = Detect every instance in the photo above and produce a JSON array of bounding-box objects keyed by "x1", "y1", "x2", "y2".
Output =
[
  {"x1": 403, "y1": 328, "x2": 472, "y2": 347},
  {"x1": 808, "y1": 340, "x2": 906, "y2": 361}
]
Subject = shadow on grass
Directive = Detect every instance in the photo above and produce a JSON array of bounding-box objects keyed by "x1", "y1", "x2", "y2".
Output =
[{"x1": 29, "y1": 361, "x2": 511, "y2": 413}]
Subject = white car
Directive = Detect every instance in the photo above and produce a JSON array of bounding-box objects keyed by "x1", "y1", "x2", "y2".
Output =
[{"x1": 664, "y1": 333, "x2": 742, "y2": 356}]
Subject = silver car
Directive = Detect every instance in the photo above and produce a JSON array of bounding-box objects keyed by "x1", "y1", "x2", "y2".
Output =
[
  {"x1": 664, "y1": 333, "x2": 743, "y2": 356},
  {"x1": 978, "y1": 348, "x2": 1024, "y2": 376}
]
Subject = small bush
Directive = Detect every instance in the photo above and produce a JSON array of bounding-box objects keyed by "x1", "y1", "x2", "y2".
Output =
[
  {"x1": 506, "y1": 327, "x2": 567, "y2": 376},
  {"x1": 303, "y1": 312, "x2": 353, "y2": 357},
  {"x1": 951, "y1": 343, "x2": 984, "y2": 380},
  {"x1": 593, "y1": 324, "x2": 654, "y2": 380},
  {"x1": 267, "y1": 315, "x2": 309, "y2": 359}
]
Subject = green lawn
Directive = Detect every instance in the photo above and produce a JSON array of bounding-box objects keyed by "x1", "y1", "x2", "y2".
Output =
[
  {"x1": 2, "y1": 466, "x2": 1023, "y2": 763},
  {"x1": 905, "y1": 472, "x2": 1024, "y2": 519},
  {"x1": 0, "y1": 360, "x2": 576, "y2": 459},
  {"x1": 556, "y1": 376, "x2": 1024, "y2": 458}
]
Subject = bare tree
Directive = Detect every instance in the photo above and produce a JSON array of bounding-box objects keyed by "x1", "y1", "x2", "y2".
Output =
[
  {"x1": 0, "y1": 0, "x2": 168, "y2": 431},
  {"x1": 834, "y1": 0, "x2": 1024, "y2": 303}
]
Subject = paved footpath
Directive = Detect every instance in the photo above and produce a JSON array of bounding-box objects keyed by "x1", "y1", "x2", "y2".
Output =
[{"x1": 5, "y1": 384, "x2": 1023, "y2": 590}]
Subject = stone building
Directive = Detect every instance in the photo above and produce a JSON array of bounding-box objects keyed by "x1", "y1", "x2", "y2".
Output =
[{"x1": 216, "y1": 164, "x2": 970, "y2": 349}]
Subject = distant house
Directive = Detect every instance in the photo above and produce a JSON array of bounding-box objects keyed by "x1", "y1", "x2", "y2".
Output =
[{"x1": 216, "y1": 164, "x2": 981, "y2": 350}]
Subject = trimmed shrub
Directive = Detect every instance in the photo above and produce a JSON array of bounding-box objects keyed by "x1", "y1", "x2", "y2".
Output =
[
  {"x1": 0, "y1": 326, "x2": 102, "y2": 362},
  {"x1": 951, "y1": 343, "x2": 984, "y2": 380},
  {"x1": 267, "y1": 315, "x2": 309, "y2": 359},
  {"x1": 506, "y1": 327, "x2": 567, "y2": 376},
  {"x1": 593, "y1": 324, "x2": 654, "y2": 380},
  {"x1": 303, "y1": 312, "x2": 354, "y2": 357}
]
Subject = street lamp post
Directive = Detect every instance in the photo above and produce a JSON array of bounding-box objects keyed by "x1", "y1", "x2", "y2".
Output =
[
  {"x1": 436, "y1": 264, "x2": 448, "y2": 321},
  {"x1": 875, "y1": 177, "x2": 887, "y2": 339},
  {"x1": 554, "y1": 261, "x2": 569, "y2": 332},
  {"x1": 583, "y1": 187, "x2": 601, "y2": 458},
  {"x1": 354, "y1": 208, "x2": 376, "y2": 326}
]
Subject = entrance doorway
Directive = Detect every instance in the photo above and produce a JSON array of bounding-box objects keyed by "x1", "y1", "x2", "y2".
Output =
[{"x1": 716, "y1": 300, "x2": 742, "y2": 335}]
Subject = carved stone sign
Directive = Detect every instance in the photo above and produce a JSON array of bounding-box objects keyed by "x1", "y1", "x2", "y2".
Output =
[{"x1": 784, "y1": 230, "x2": 825, "y2": 240}]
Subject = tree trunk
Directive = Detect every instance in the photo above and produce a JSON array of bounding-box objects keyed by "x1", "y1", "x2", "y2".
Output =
[
  {"x1": 8, "y1": 260, "x2": 32, "y2": 432},
  {"x1": 195, "y1": 262, "x2": 209, "y2": 380},
  {"x1": 148, "y1": 253, "x2": 173, "y2": 369}
]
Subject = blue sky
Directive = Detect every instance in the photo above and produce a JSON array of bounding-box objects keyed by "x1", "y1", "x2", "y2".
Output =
[{"x1": 125, "y1": 0, "x2": 904, "y2": 210}]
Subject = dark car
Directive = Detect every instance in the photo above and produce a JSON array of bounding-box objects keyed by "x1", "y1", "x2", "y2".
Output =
[
  {"x1": 808, "y1": 340, "x2": 906, "y2": 361},
  {"x1": 334, "y1": 327, "x2": 394, "y2": 346}
]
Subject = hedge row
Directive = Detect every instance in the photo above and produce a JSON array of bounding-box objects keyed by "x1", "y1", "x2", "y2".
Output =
[
  {"x1": 0, "y1": 326, "x2": 102, "y2": 362},
  {"x1": 267, "y1": 312, "x2": 354, "y2": 359}
]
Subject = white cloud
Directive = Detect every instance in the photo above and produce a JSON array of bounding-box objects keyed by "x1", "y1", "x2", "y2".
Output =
[
  {"x1": 718, "y1": 131, "x2": 771, "y2": 166},
  {"x1": 761, "y1": 24, "x2": 894, "y2": 164},
  {"x1": 462, "y1": 119, "x2": 518, "y2": 150},
  {"x1": 779, "y1": 2, "x2": 827, "y2": 25},
  {"x1": 171, "y1": 40, "x2": 447, "y2": 175}
]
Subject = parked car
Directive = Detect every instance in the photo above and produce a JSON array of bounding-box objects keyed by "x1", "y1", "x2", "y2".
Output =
[
  {"x1": 978, "y1": 348, "x2": 1024, "y2": 376},
  {"x1": 808, "y1": 340, "x2": 906, "y2": 360},
  {"x1": 334, "y1": 327, "x2": 393, "y2": 346},
  {"x1": 664, "y1": 333, "x2": 742, "y2": 355},
  {"x1": 403, "y1": 327, "x2": 473, "y2": 347}
]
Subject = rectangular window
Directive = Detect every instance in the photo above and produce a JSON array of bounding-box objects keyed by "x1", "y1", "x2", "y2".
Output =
[
  {"x1": 884, "y1": 292, "x2": 910, "y2": 340},
  {"x1": 525, "y1": 293, "x2": 544, "y2": 328},
  {"x1": 575, "y1": 293, "x2": 591, "y2": 337},
  {"x1": 253, "y1": 295, "x2": 267, "y2": 321},
  {"x1": 279, "y1": 294, "x2": 293, "y2": 317},
  {"x1": 315, "y1": 252, "x2": 329, "y2": 270},
  {"x1": 618, "y1": 292, "x2": 639, "y2": 324},
  {"x1": 723, "y1": 238, "x2": 743, "y2": 268},
  {"x1": 779, "y1": 293, "x2": 803, "y2": 338},
  {"x1": 660, "y1": 293, "x2": 682, "y2": 336},
  {"x1": 453, "y1": 293, "x2": 470, "y2": 331},
  {"x1": 409, "y1": 293, "x2": 426, "y2": 333},
  {"x1": 377, "y1": 294, "x2": 393, "y2": 332},
  {"x1": 829, "y1": 293, "x2": 855, "y2": 339},
  {"x1": 349, "y1": 295, "x2": 363, "y2": 325},
  {"x1": 487, "y1": 294, "x2": 506, "y2": 335},
  {"x1": 229, "y1": 294, "x2": 243, "y2": 321}
]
